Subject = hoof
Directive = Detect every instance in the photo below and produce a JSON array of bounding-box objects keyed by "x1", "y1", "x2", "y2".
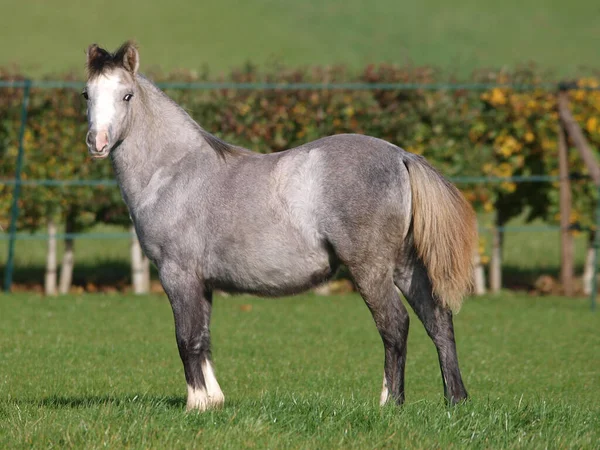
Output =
[
  {"x1": 446, "y1": 393, "x2": 468, "y2": 406},
  {"x1": 186, "y1": 386, "x2": 225, "y2": 412}
]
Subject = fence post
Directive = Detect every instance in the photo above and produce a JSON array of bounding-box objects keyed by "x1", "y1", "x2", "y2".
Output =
[
  {"x1": 131, "y1": 226, "x2": 149, "y2": 294},
  {"x1": 44, "y1": 219, "x2": 58, "y2": 296},
  {"x1": 557, "y1": 89, "x2": 600, "y2": 184},
  {"x1": 3, "y1": 79, "x2": 31, "y2": 293},
  {"x1": 557, "y1": 86, "x2": 600, "y2": 310},
  {"x1": 591, "y1": 186, "x2": 600, "y2": 311},
  {"x1": 557, "y1": 121, "x2": 574, "y2": 295},
  {"x1": 490, "y1": 220, "x2": 503, "y2": 293}
]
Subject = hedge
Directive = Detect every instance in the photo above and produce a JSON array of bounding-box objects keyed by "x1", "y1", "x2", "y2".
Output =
[{"x1": 1, "y1": 64, "x2": 599, "y2": 241}]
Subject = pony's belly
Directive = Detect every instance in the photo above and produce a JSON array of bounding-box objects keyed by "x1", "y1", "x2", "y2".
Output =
[{"x1": 209, "y1": 245, "x2": 337, "y2": 296}]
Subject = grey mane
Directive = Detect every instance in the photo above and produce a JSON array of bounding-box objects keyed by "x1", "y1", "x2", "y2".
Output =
[
  {"x1": 198, "y1": 128, "x2": 244, "y2": 158},
  {"x1": 136, "y1": 74, "x2": 245, "y2": 159}
]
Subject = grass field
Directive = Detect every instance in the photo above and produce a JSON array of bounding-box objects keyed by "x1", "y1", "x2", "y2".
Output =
[
  {"x1": 0, "y1": 292, "x2": 598, "y2": 448},
  {"x1": 0, "y1": 0, "x2": 599, "y2": 77}
]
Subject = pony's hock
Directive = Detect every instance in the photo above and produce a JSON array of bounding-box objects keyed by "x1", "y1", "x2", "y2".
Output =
[{"x1": 83, "y1": 41, "x2": 477, "y2": 411}]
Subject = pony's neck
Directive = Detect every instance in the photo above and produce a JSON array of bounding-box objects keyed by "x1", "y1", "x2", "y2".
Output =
[{"x1": 110, "y1": 75, "x2": 219, "y2": 209}]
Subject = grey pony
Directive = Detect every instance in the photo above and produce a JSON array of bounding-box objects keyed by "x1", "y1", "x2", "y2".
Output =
[{"x1": 83, "y1": 42, "x2": 478, "y2": 411}]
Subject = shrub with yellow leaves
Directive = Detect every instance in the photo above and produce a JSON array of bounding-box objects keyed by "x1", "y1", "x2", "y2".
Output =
[{"x1": 1, "y1": 64, "x2": 598, "y2": 261}]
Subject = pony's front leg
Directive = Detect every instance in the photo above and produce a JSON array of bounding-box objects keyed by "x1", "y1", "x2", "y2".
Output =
[{"x1": 160, "y1": 264, "x2": 224, "y2": 411}]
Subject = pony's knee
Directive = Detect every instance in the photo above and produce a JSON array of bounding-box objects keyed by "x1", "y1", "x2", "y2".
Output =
[{"x1": 177, "y1": 331, "x2": 209, "y2": 356}]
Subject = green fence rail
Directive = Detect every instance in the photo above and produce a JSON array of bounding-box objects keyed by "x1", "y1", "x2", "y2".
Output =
[{"x1": 1, "y1": 79, "x2": 598, "y2": 311}]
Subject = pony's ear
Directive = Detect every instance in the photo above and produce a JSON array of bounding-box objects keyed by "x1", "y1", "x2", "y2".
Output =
[
  {"x1": 86, "y1": 44, "x2": 110, "y2": 76},
  {"x1": 87, "y1": 44, "x2": 106, "y2": 66},
  {"x1": 121, "y1": 41, "x2": 139, "y2": 75}
]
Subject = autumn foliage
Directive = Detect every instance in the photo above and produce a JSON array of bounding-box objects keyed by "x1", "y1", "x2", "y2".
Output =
[{"x1": 1, "y1": 65, "x2": 599, "y2": 241}]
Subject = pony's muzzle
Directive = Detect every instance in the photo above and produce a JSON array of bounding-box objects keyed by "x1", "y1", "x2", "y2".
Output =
[{"x1": 86, "y1": 129, "x2": 110, "y2": 158}]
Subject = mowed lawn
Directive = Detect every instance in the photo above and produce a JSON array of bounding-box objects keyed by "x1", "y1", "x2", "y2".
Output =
[
  {"x1": 0, "y1": 0, "x2": 598, "y2": 76},
  {"x1": 0, "y1": 292, "x2": 598, "y2": 448}
]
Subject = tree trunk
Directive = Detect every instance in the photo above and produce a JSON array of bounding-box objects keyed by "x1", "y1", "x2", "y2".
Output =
[
  {"x1": 131, "y1": 226, "x2": 149, "y2": 294},
  {"x1": 583, "y1": 231, "x2": 596, "y2": 296},
  {"x1": 473, "y1": 249, "x2": 487, "y2": 295},
  {"x1": 490, "y1": 218, "x2": 504, "y2": 293},
  {"x1": 59, "y1": 217, "x2": 75, "y2": 295},
  {"x1": 45, "y1": 219, "x2": 57, "y2": 296}
]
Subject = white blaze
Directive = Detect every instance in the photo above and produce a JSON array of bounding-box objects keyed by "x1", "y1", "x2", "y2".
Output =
[{"x1": 88, "y1": 72, "x2": 122, "y2": 130}]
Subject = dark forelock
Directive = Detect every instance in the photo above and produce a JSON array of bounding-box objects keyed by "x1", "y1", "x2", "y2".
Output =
[{"x1": 86, "y1": 41, "x2": 137, "y2": 79}]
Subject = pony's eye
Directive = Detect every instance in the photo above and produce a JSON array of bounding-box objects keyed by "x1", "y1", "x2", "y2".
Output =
[
  {"x1": 123, "y1": 93, "x2": 133, "y2": 102},
  {"x1": 81, "y1": 91, "x2": 89, "y2": 100}
]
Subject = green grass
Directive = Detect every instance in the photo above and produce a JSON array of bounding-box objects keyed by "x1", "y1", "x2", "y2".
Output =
[
  {"x1": 0, "y1": 0, "x2": 598, "y2": 77},
  {"x1": 0, "y1": 292, "x2": 599, "y2": 448}
]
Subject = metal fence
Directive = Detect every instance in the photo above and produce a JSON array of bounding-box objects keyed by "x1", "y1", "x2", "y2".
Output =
[{"x1": 1, "y1": 79, "x2": 598, "y2": 310}]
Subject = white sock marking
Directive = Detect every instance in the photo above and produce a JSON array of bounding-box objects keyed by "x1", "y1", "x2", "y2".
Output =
[
  {"x1": 202, "y1": 360, "x2": 225, "y2": 405},
  {"x1": 380, "y1": 373, "x2": 389, "y2": 406},
  {"x1": 186, "y1": 360, "x2": 225, "y2": 412}
]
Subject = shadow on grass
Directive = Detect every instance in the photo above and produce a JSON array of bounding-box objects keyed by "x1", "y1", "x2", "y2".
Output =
[
  {"x1": 503, "y1": 262, "x2": 588, "y2": 291},
  {"x1": 31, "y1": 394, "x2": 186, "y2": 409},
  {"x1": 2, "y1": 261, "x2": 574, "y2": 293},
  {"x1": 26, "y1": 394, "x2": 250, "y2": 412},
  {"x1": 502, "y1": 265, "x2": 558, "y2": 290},
  {"x1": 1, "y1": 254, "x2": 590, "y2": 295},
  {"x1": 1, "y1": 259, "x2": 159, "y2": 291}
]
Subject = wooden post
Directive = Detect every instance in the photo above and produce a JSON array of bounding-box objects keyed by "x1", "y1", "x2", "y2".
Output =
[
  {"x1": 59, "y1": 216, "x2": 75, "y2": 295},
  {"x1": 558, "y1": 121, "x2": 574, "y2": 295},
  {"x1": 44, "y1": 219, "x2": 57, "y2": 296},
  {"x1": 558, "y1": 87, "x2": 600, "y2": 307},
  {"x1": 583, "y1": 231, "x2": 595, "y2": 295},
  {"x1": 473, "y1": 250, "x2": 487, "y2": 295},
  {"x1": 490, "y1": 223, "x2": 503, "y2": 293},
  {"x1": 142, "y1": 254, "x2": 151, "y2": 293},
  {"x1": 131, "y1": 226, "x2": 148, "y2": 294},
  {"x1": 557, "y1": 91, "x2": 600, "y2": 185}
]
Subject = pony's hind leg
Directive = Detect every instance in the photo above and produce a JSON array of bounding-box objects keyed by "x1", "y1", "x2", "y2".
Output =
[
  {"x1": 352, "y1": 267, "x2": 410, "y2": 406},
  {"x1": 395, "y1": 261, "x2": 468, "y2": 404},
  {"x1": 159, "y1": 262, "x2": 224, "y2": 411}
]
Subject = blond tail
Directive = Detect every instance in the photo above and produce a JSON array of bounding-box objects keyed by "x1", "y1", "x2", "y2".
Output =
[{"x1": 404, "y1": 155, "x2": 478, "y2": 312}]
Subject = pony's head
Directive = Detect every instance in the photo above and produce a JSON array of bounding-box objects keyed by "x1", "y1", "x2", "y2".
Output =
[{"x1": 83, "y1": 41, "x2": 139, "y2": 159}]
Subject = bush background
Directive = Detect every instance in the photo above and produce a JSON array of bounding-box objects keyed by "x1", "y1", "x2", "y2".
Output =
[{"x1": 2, "y1": 67, "x2": 600, "y2": 234}]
